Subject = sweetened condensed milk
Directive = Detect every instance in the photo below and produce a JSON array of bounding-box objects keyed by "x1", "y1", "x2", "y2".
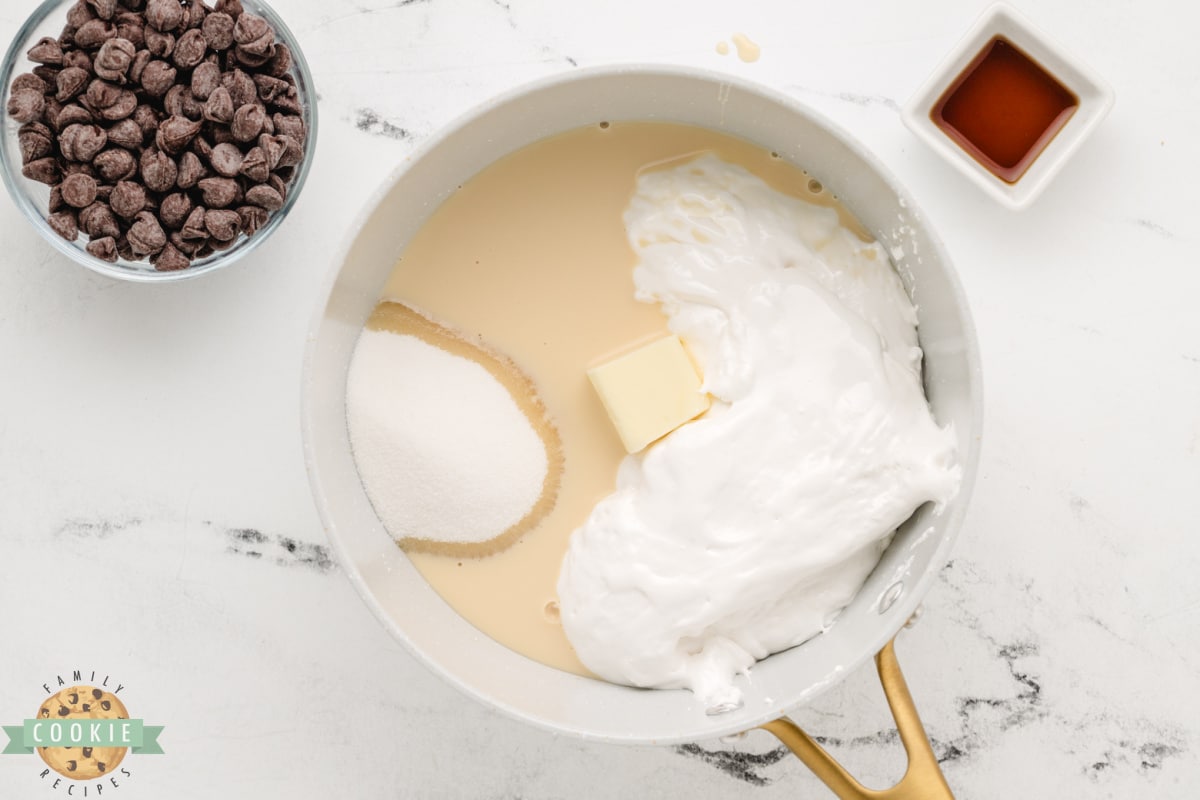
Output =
[{"x1": 375, "y1": 122, "x2": 868, "y2": 676}]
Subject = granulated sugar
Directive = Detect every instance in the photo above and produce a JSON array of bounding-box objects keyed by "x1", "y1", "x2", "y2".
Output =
[{"x1": 346, "y1": 327, "x2": 550, "y2": 552}]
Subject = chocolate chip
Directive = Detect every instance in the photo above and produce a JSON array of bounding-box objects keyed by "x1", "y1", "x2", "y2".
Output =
[
  {"x1": 49, "y1": 211, "x2": 79, "y2": 241},
  {"x1": 66, "y1": 760, "x2": 78, "y2": 771},
  {"x1": 137, "y1": 146, "x2": 175, "y2": 192},
  {"x1": 11, "y1": 73, "x2": 48, "y2": 95},
  {"x1": 129, "y1": 49, "x2": 152, "y2": 83},
  {"x1": 215, "y1": 0, "x2": 245, "y2": 18},
  {"x1": 68, "y1": 1, "x2": 97, "y2": 28},
  {"x1": 128, "y1": 210, "x2": 166, "y2": 254},
  {"x1": 22, "y1": 157, "x2": 61, "y2": 185},
  {"x1": 114, "y1": 234, "x2": 132, "y2": 260},
  {"x1": 85, "y1": 78, "x2": 121, "y2": 110},
  {"x1": 32, "y1": 65, "x2": 61, "y2": 86},
  {"x1": 237, "y1": 145, "x2": 267, "y2": 182},
  {"x1": 271, "y1": 112, "x2": 304, "y2": 143},
  {"x1": 82, "y1": 746, "x2": 94, "y2": 757},
  {"x1": 41, "y1": 99, "x2": 63, "y2": 133},
  {"x1": 234, "y1": 45, "x2": 270, "y2": 69},
  {"x1": 191, "y1": 61, "x2": 221, "y2": 100},
  {"x1": 173, "y1": 28, "x2": 207, "y2": 69},
  {"x1": 201, "y1": 12, "x2": 235, "y2": 50},
  {"x1": 94, "y1": 148, "x2": 136, "y2": 180},
  {"x1": 155, "y1": 114, "x2": 201, "y2": 154},
  {"x1": 202, "y1": 85, "x2": 233, "y2": 123},
  {"x1": 221, "y1": 68, "x2": 255, "y2": 107},
  {"x1": 7, "y1": 88, "x2": 46, "y2": 123},
  {"x1": 115, "y1": 13, "x2": 146, "y2": 48},
  {"x1": 105, "y1": 118, "x2": 143, "y2": 149},
  {"x1": 232, "y1": 13, "x2": 273, "y2": 56},
  {"x1": 236, "y1": 204, "x2": 267, "y2": 235},
  {"x1": 132, "y1": 103, "x2": 160, "y2": 135},
  {"x1": 81, "y1": 231, "x2": 114, "y2": 260},
  {"x1": 181, "y1": 205, "x2": 206, "y2": 239},
  {"x1": 183, "y1": 1, "x2": 206, "y2": 30},
  {"x1": 98, "y1": 89, "x2": 137, "y2": 121},
  {"x1": 270, "y1": 91, "x2": 302, "y2": 115},
  {"x1": 97, "y1": 762, "x2": 107, "y2": 773},
  {"x1": 265, "y1": 43, "x2": 292, "y2": 79},
  {"x1": 80, "y1": 202, "x2": 121, "y2": 238},
  {"x1": 152, "y1": 242, "x2": 190, "y2": 270},
  {"x1": 192, "y1": 131, "x2": 213, "y2": 157},
  {"x1": 230, "y1": 103, "x2": 264, "y2": 141},
  {"x1": 57, "y1": 706, "x2": 69, "y2": 717},
  {"x1": 65, "y1": 49, "x2": 94, "y2": 73},
  {"x1": 63, "y1": 161, "x2": 96, "y2": 178},
  {"x1": 27, "y1": 37, "x2": 65, "y2": 66},
  {"x1": 197, "y1": 176, "x2": 238, "y2": 207},
  {"x1": 18, "y1": 122, "x2": 54, "y2": 163},
  {"x1": 145, "y1": 28, "x2": 174, "y2": 58},
  {"x1": 244, "y1": 183, "x2": 282, "y2": 211},
  {"x1": 158, "y1": 191, "x2": 192, "y2": 228},
  {"x1": 251, "y1": 73, "x2": 287, "y2": 102},
  {"x1": 62, "y1": 173, "x2": 99, "y2": 208},
  {"x1": 73, "y1": 19, "x2": 117, "y2": 49},
  {"x1": 140, "y1": 59, "x2": 176, "y2": 96},
  {"x1": 81, "y1": 703, "x2": 91, "y2": 711},
  {"x1": 91, "y1": 689, "x2": 103, "y2": 700},
  {"x1": 145, "y1": 0, "x2": 183, "y2": 33},
  {"x1": 109, "y1": 179, "x2": 146, "y2": 218},
  {"x1": 256, "y1": 132, "x2": 283, "y2": 169},
  {"x1": 164, "y1": 84, "x2": 203, "y2": 119},
  {"x1": 203, "y1": 207, "x2": 240, "y2": 240},
  {"x1": 169, "y1": 230, "x2": 195, "y2": 253},
  {"x1": 275, "y1": 133, "x2": 303, "y2": 168},
  {"x1": 87, "y1": 0, "x2": 118, "y2": 20},
  {"x1": 56, "y1": 104, "x2": 94, "y2": 129},
  {"x1": 58, "y1": 123, "x2": 107, "y2": 161},
  {"x1": 54, "y1": 67, "x2": 91, "y2": 102},
  {"x1": 176, "y1": 150, "x2": 207, "y2": 187},
  {"x1": 94, "y1": 37, "x2": 136, "y2": 81},
  {"x1": 206, "y1": 141, "x2": 242, "y2": 176}
]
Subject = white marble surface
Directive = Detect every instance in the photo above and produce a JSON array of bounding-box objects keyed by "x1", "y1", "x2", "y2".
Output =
[{"x1": 1, "y1": 0, "x2": 1198, "y2": 797}]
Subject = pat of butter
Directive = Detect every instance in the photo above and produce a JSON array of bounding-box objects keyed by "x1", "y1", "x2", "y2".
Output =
[{"x1": 587, "y1": 335, "x2": 710, "y2": 453}]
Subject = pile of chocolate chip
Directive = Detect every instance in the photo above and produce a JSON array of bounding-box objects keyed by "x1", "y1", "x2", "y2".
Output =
[{"x1": 6, "y1": 0, "x2": 307, "y2": 271}]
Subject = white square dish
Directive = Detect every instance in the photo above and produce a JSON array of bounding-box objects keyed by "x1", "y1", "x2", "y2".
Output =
[{"x1": 901, "y1": 2, "x2": 1115, "y2": 210}]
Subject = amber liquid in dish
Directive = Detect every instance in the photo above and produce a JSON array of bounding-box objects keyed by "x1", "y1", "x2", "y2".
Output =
[
  {"x1": 378, "y1": 122, "x2": 867, "y2": 675},
  {"x1": 932, "y1": 37, "x2": 1078, "y2": 183}
]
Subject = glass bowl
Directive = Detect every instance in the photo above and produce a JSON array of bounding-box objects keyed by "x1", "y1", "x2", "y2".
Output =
[{"x1": 0, "y1": 0, "x2": 318, "y2": 282}]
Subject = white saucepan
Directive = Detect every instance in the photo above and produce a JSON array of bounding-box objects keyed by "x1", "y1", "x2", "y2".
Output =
[{"x1": 302, "y1": 65, "x2": 982, "y2": 799}]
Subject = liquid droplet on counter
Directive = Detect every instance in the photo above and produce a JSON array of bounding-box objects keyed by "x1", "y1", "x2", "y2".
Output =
[
  {"x1": 715, "y1": 40, "x2": 730, "y2": 56},
  {"x1": 807, "y1": 179, "x2": 823, "y2": 194},
  {"x1": 731, "y1": 33, "x2": 761, "y2": 63},
  {"x1": 543, "y1": 599, "x2": 561, "y2": 623}
]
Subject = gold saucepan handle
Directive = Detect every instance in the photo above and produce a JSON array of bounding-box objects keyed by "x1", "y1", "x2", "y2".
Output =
[{"x1": 759, "y1": 638, "x2": 953, "y2": 799}]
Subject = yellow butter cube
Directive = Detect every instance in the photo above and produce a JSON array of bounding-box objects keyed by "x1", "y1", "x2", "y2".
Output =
[{"x1": 587, "y1": 335, "x2": 710, "y2": 453}]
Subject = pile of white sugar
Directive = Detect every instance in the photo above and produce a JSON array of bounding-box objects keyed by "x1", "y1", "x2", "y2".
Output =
[{"x1": 345, "y1": 328, "x2": 548, "y2": 549}]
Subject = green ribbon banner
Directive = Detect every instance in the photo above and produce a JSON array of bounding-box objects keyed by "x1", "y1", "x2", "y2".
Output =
[{"x1": 3, "y1": 720, "x2": 164, "y2": 755}]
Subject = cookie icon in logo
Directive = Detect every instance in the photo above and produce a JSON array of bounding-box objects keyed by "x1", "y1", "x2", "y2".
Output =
[{"x1": 35, "y1": 686, "x2": 129, "y2": 780}]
